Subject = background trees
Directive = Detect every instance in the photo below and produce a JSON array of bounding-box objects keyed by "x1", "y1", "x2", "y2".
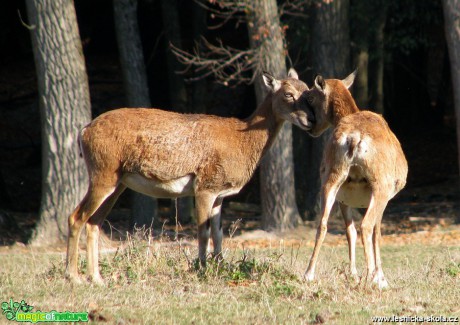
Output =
[{"x1": 0, "y1": 0, "x2": 458, "y2": 243}]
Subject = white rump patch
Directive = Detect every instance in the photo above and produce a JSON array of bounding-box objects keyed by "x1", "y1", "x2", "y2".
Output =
[
  {"x1": 355, "y1": 136, "x2": 371, "y2": 158},
  {"x1": 336, "y1": 132, "x2": 372, "y2": 160}
]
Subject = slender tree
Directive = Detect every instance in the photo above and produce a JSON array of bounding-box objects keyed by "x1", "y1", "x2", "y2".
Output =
[
  {"x1": 301, "y1": 0, "x2": 351, "y2": 220},
  {"x1": 248, "y1": 0, "x2": 301, "y2": 230},
  {"x1": 25, "y1": 0, "x2": 91, "y2": 244},
  {"x1": 350, "y1": 0, "x2": 369, "y2": 108},
  {"x1": 368, "y1": 0, "x2": 387, "y2": 114},
  {"x1": 442, "y1": 0, "x2": 460, "y2": 180},
  {"x1": 113, "y1": 0, "x2": 159, "y2": 228},
  {"x1": 191, "y1": 2, "x2": 208, "y2": 114},
  {"x1": 160, "y1": 0, "x2": 188, "y2": 113}
]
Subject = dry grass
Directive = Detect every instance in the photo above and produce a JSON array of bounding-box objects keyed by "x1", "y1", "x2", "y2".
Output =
[{"x1": 0, "y1": 228, "x2": 459, "y2": 324}]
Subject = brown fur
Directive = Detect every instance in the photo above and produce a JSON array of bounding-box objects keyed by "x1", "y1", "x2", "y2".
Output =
[
  {"x1": 304, "y1": 73, "x2": 408, "y2": 289},
  {"x1": 65, "y1": 71, "x2": 310, "y2": 284}
]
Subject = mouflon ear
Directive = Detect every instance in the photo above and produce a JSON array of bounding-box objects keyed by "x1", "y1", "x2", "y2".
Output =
[
  {"x1": 342, "y1": 69, "x2": 357, "y2": 89},
  {"x1": 262, "y1": 71, "x2": 281, "y2": 93},
  {"x1": 287, "y1": 68, "x2": 299, "y2": 80},
  {"x1": 314, "y1": 75, "x2": 326, "y2": 92}
]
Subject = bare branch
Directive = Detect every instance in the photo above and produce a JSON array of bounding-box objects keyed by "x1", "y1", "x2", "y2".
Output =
[
  {"x1": 170, "y1": 0, "x2": 311, "y2": 86},
  {"x1": 193, "y1": 0, "x2": 248, "y2": 29},
  {"x1": 170, "y1": 37, "x2": 259, "y2": 86},
  {"x1": 279, "y1": 0, "x2": 311, "y2": 18},
  {"x1": 18, "y1": 10, "x2": 35, "y2": 30}
]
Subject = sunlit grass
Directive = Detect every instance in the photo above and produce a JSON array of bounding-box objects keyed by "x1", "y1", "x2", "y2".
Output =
[{"x1": 0, "y1": 231, "x2": 459, "y2": 324}]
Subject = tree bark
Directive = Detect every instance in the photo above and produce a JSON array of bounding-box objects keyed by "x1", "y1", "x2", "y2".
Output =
[
  {"x1": 160, "y1": 0, "x2": 188, "y2": 113},
  {"x1": 368, "y1": 0, "x2": 386, "y2": 114},
  {"x1": 26, "y1": 0, "x2": 91, "y2": 245},
  {"x1": 192, "y1": 2, "x2": 208, "y2": 114},
  {"x1": 442, "y1": 0, "x2": 460, "y2": 181},
  {"x1": 301, "y1": 0, "x2": 351, "y2": 220},
  {"x1": 160, "y1": 0, "x2": 194, "y2": 223},
  {"x1": 247, "y1": 0, "x2": 301, "y2": 231},
  {"x1": 113, "y1": 0, "x2": 159, "y2": 228},
  {"x1": 350, "y1": 0, "x2": 369, "y2": 108}
]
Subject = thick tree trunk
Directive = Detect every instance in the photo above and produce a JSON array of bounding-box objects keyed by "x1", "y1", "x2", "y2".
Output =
[
  {"x1": 113, "y1": 0, "x2": 158, "y2": 228},
  {"x1": 302, "y1": 0, "x2": 351, "y2": 220},
  {"x1": 442, "y1": 0, "x2": 460, "y2": 183},
  {"x1": 160, "y1": 0, "x2": 194, "y2": 223},
  {"x1": 26, "y1": 0, "x2": 91, "y2": 245},
  {"x1": 247, "y1": 0, "x2": 301, "y2": 231}
]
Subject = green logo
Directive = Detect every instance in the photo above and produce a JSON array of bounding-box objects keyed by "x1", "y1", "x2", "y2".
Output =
[{"x1": 1, "y1": 299, "x2": 88, "y2": 323}]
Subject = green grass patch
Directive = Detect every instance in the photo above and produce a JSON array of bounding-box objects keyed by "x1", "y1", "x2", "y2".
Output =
[{"x1": 446, "y1": 262, "x2": 460, "y2": 277}]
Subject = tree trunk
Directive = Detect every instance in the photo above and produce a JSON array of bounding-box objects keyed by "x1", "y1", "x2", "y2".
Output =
[
  {"x1": 368, "y1": 0, "x2": 387, "y2": 114},
  {"x1": 160, "y1": 0, "x2": 188, "y2": 113},
  {"x1": 192, "y1": 2, "x2": 208, "y2": 114},
  {"x1": 301, "y1": 0, "x2": 351, "y2": 220},
  {"x1": 442, "y1": 0, "x2": 460, "y2": 183},
  {"x1": 247, "y1": 0, "x2": 301, "y2": 231},
  {"x1": 160, "y1": 0, "x2": 193, "y2": 223},
  {"x1": 353, "y1": 51, "x2": 369, "y2": 108},
  {"x1": 113, "y1": 0, "x2": 159, "y2": 229},
  {"x1": 26, "y1": 0, "x2": 91, "y2": 245},
  {"x1": 350, "y1": 0, "x2": 369, "y2": 108}
]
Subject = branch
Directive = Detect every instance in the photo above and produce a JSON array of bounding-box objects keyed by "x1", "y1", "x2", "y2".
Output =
[
  {"x1": 18, "y1": 10, "x2": 36, "y2": 30},
  {"x1": 278, "y1": 0, "x2": 311, "y2": 18},
  {"x1": 193, "y1": 0, "x2": 248, "y2": 29},
  {"x1": 170, "y1": 37, "x2": 259, "y2": 86}
]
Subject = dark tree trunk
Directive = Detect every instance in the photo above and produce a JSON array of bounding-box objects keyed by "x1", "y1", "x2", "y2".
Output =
[
  {"x1": 26, "y1": 0, "x2": 91, "y2": 245},
  {"x1": 442, "y1": 0, "x2": 460, "y2": 196},
  {"x1": 368, "y1": 0, "x2": 387, "y2": 114},
  {"x1": 248, "y1": 0, "x2": 301, "y2": 231},
  {"x1": 192, "y1": 2, "x2": 208, "y2": 114},
  {"x1": 301, "y1": 0, "x2": 351, "y2": 221},
  {"x1": 160, "y1": 0, "x2": 188, "y2": 113},
  {"x1": 350, "y1": 0, "x2": 369, "y2": 108},
  {"x1": 113, "y1": 0, "x2": 159, "y2": 229}
]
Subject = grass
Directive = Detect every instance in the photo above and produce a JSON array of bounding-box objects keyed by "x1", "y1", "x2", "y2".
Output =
[{"x1": 0, "y1": 231, "x2": 459, "y2": 324}]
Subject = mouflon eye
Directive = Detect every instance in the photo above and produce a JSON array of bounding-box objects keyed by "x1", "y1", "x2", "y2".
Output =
[{"x1": 284, "y1": 92, "x2": 294, "y2": 99}]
